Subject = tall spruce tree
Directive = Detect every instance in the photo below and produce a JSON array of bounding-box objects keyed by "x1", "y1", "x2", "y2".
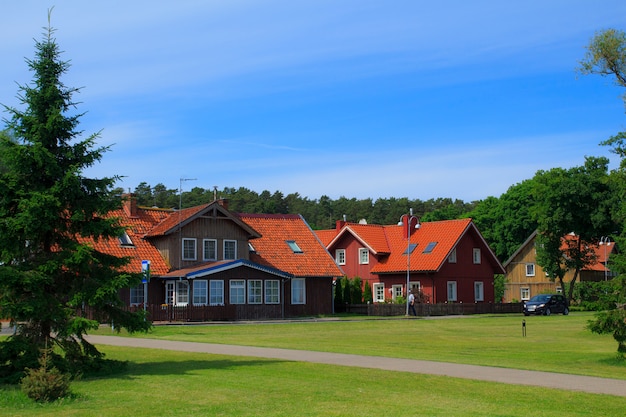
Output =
[{"x1": 0, "y1": 12, "x2": 149, "y2": 381}]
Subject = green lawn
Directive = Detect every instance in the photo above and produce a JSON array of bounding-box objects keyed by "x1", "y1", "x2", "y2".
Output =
[
  {"x1": 2, "y1": 312, "x2": 626, "y2": 416},
  {"x1": 96, "y1": 312, "x2": 626, "y2": 379}
]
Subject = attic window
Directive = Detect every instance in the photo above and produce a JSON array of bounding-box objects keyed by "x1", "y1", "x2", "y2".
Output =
[
  {"x1": 423, "y1": 242, "x2": 438, "y2": 254},
  {"x1": 118, "y1": 232, "x2": 134, "y2": 247},
  {"x1": 403, "y1": 243, "x2": 417, "y2": 255},
  {"x1": 286, "y1": 240, "x2": 303, "y2": 253}
]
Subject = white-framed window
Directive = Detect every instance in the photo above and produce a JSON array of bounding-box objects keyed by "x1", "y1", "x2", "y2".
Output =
[
  {"x1": 525, "y1": 263, "x2": 535, "y2": 276},
  {"x1": 520, "y1": 287, "x2": 530, "y2": 301},
  {"x1": 224, "y1": 240, "x2": 237, "y2": 260},
  {"x1": 203, "y1": 239, "x2": 217, "y2": 261},
  {"x1": 392, "y1": 284, "x2": 403, "y2": 300},
  {"x1": 291, "y1": 278, "x2": 306, "y2": 304},
  {"x1": 230, "y1": 280, "x2": 246, "y2": 304},
  {"x1": 210, "y1": 280, "x2": 224, "y2": 305},
  {"x1": 474, "y1": 281, "x2": 484, "y2": 302},
  {"x1": 193, "y1": 280, "x2": 208, "y2": 305},
  {"x1": 409, "y1": 281, "x2": 421, "y2": 296},
  {"x1": 373, "y1": 283, "x2": 385, "y2": 303},
  {"x1": 248, "y1": 280, "x2": 263, "y2": 304},
  {"x1": 265, "y1": 280, "x2": 280, "y2": 304},
  {"x1": 447, "y1": 281, "x2": 457, "y2": 302},
  {"x1": 335, "y1": 249, "x2": 346, "y2": 265},
  {"x1": 473, "y1": 248, "x2": 481, "y2": 264},
  {"x1": 358, "y1": 248, "x2": 369, "y2": 264},
  {"x1": 176, "y1": 281, "x2": 189, "y2": 306},
  {"x1": 182, "y1": 238, "x2": 197, "y2": 261},
  {"x1": 165, "y1": 282, "x2": 175, "y2": 305},
  {"x1": 130, "y1": 284, "x2": 144, "y2": 306},
  {"x1": 448, "y1": 248, "x2": 457, "y2": 263}
]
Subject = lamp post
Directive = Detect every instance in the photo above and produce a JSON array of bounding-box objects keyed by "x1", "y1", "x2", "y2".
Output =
[
  {"x1": 398, "y1": 209, "x2": 420, "y2": 316},
  {"x1": 599, "y1": 236, "x2": 612, "y2": 281}
]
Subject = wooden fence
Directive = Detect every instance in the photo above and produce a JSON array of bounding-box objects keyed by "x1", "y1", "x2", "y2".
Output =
[{"x1": 343, "y1": 302, "x2": 524, "y2": 317}]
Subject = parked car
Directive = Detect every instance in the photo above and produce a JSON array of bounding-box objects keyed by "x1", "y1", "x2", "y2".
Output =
[{"x1": 523, "y1": 294, "x2": 569, "y2": 316}]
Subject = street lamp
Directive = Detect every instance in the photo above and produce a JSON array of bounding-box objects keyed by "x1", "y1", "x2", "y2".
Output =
[
  {"x1": 599, "y1": 236, "x2": 612, "y2": 281},
  {"x1": 398, "y1": 208, "x2": 421, "y2": 316}
]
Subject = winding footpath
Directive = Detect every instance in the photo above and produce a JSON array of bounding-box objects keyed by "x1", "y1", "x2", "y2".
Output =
[{"x1": 85, "y1": 335, "x2": 626, "y2": 397}]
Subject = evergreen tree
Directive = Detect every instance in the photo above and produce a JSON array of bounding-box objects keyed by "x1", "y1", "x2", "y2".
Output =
[{"x1": 0, "y1": 13, "x2": 150, "y2": 381}]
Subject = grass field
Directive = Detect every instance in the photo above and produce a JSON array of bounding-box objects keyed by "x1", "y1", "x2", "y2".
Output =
[{"x1": 1, "y1": 312, "x2": 626, "y2": 416}]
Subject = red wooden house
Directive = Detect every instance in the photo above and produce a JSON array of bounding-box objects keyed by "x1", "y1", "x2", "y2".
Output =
[
  {"x1": 89, "y1": 195, "x2": 342, "y2": 320},
  {"x1": 317, "y1": 216, "x2": 505, "y2": 304}
]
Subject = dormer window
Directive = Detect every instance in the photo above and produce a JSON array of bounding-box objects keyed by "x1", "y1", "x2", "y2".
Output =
[
  {"x1": 118, "y1": 232, "x2": 134, "y2": 247},
  {"x1": 286, "y1": 240, "x2": 303, "y2": 253}
]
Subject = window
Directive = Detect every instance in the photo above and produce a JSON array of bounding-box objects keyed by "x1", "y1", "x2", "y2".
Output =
[
  {"x1": 230, "y1": 280, "x2": 245, "y2": 304},
  {"x1": 193, "y1": 280, "x2": 208, "y2": 305},
  {"x1": 248, "y1": 280, "x2": 263, "y2": 304},
  {"x1": 210, "y1": 280, "x2": 224, "y2": 305},
  {"x1": 448, "y1": 248, "x2": 457, "y2": 263},
  {"x1": 286, "y1": 240, "x2": 303, "y2": 253},
  {"x1": 359, "y1": 248, "x2": 369, "y2": 264},
  {"x1": 521, "y1": 287, "x2": 530, "y2": 301},
  {"x1": 409, "y1": 282, "x2": 421, "y2": 296},
  {"x1": 176, "y1": 281, "x2": 189, "y2": 306},
  {"x1": 404, "y1": 243, "x2": 417, "y2": 254},
  {"x1": 130, "y1": 284, "x2": 144, "y2": 305},
  {"x1": 423, "y1": 242, "x2": 438, "y2": 254},
  {"x1": 447, "y1": 281, "x2": 457, "y2": 302},
  {"x1": 119, "y1": 232, "x2": 134, "y2": 247},
  {"x1": 335, "y1": 249, "x2": 346, "y2": 265},
  {"x1": 525, "y1": 263, "x2": 535, "y2": 277},
  {"x1": 392, "y1": 284, "x2": 403, "y2": 300},
  {"x1": 291, "y1": 278, "x2": 306, "y2": 304},
  {"x1": 182, "y1": 238, "x2": 197, "y2": 261},
  {"x1": 474, "y1": 282, "x2": 484, "y2": 302},
  {"x1": 203, "y1": 239, "x2": 217, "y2": 261},
  {"x1": 165, "y1": 282, "x2": 174, "y2": 305},
  {"x1": 224, "y1": 240, "x2": 237, "y2": 260},
  {"x1": 265, "y1": 280, "x2": 280, "y2": 304},
  {"x1": 473, "y1": 248, "x2": 481, "y2": 264},
  {"x1": 373, "y1": 283, "x2": 385, "y2": 303}
]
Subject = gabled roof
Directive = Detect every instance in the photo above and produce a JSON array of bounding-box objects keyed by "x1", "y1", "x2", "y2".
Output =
[
  {"x1": 319, "y1": 218, "x2": 504, "y2": 274},
  {"x1": 161, "y1": 259, "x2": 293, "y2": 279},
  {"x1": 145, "y1": 201, "x2": 260, "y2": 239},
  {"x1": 86, "y1": 207, "x2": 172, "y2": 275},
  {"x1": 238, "y1": 213, "x2": 343, "y2": 278}
]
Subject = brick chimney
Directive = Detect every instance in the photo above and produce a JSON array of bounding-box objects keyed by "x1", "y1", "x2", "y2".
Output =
[
  {"x1": 122, "y1": 193, "x2": 138, "y2": 218},
  {"x1": 217, "y1": 198, "x2": 229, "y2": 210},
  {"x1": 336, "y1": 214, "x2": 348, "y2": 230}
]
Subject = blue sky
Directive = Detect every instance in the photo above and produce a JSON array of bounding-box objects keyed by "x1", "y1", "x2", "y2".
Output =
[{"x1": 1, "y1": 1, "x2": 625, "y2": 202}]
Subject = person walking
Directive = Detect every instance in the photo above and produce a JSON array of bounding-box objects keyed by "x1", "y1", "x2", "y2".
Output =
[{"x1": 408, "y1": 291, "x2": 417, "y2": 316}]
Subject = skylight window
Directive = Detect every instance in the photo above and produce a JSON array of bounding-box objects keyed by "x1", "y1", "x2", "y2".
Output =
[
  {"x1": 248, "y1": 242, "x2": 256, "y2": 254},
  {"x1": 403, "y1": 243, "x2": 417, "y2": 255},
  {"x1": 118, "y1": 232, "x2": 134, "y2": 247},
  {"x1": 423, "y1": 242, "x2": 438, "y2": 254},
  {"x1": 286, "y1": 240, "x2": 303, "y2": 253}
]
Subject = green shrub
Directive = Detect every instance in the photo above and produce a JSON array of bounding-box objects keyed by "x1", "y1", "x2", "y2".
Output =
[{"x1": 20, "y1": 346, "x2": 70, "y2": 402}]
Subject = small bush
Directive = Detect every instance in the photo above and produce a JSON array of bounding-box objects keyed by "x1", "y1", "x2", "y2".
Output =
[{"x1": 20, "y1": 346, "x2": 70, "y2": 403}]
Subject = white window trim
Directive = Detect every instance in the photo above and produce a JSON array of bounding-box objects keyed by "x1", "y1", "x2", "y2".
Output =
[
  {"x1": 182, "y1": 238, "x2": 197, "y2": 261},
  {"x1": 224, "y1": 239, "x2": 237, "y2": 260},
  {"x1": 392, "y1": 284, "x2": 403, "y2": 300},
  {"x1": 291, "y1": 278, "x2": 306, "y2": 305},
  {"x1": 203, "y1": 239, "x2": 217, "y2": 261},
  {"x1": 335, "y1": 249, "x2": 346, "y2": 265},
  {"x1": 447, "y1": 281, "x2": 457, "y2": 302},
  {"x1": 358, "y1": 248, "x2": 369, "y2": 264},
  {"x1": 210, "y1": 280, "x2": 224, "y2": 306},
  {"x1": 230, "y1": 279, "x2": 246, "y2": 304},
  {"x1": 373, "y1": 283, "x2": 385, "y2": 303},
  {"x1": 193, "y1": 279, "x2": 208, "y2": 306},
  {"x1": 265, "y1": 280, "x2": 280, "y2": 304},
  {"x1": 473, "y1": 248, "x2": 481, "y2": 264},
  {"x1": 176, "y1": 281, "x2": 189, "y2": 306},
  {"x1": 248, "y1": 280, "x2": 263, "y2": 305},
  {"x1": 474, "y1": 281, "x2": 484, "y2": 302},
  {"x1": 525, "y1": 263, "x2": 535, "y2": 277},
  {"x1": 521, "y1": 287, "x2": 530, "y2": 301}
]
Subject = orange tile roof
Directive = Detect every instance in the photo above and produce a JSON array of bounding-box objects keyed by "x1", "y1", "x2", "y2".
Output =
[
  {"x1": 86, "y1": 207, "x2": 172, "y2": 275},
  {"x1": 561, "y1": 234, "x2": 615, "y2": 272},
  {"x1": 238, "y1": 213, "x2": 343, "y2": 278},
  {"x1": 372, "y1": 218, "x2": 475, "y2": 273}
]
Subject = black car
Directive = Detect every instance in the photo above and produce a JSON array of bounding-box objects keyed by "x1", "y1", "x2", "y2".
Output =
[{"x1": 523, "y1": 294, "x2": 569, "y2": 316}]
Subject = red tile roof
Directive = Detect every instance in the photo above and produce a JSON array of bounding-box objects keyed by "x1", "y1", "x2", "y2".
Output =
[{"x1": 238, "y1": 213, "x2": 342, "y2": 278}]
